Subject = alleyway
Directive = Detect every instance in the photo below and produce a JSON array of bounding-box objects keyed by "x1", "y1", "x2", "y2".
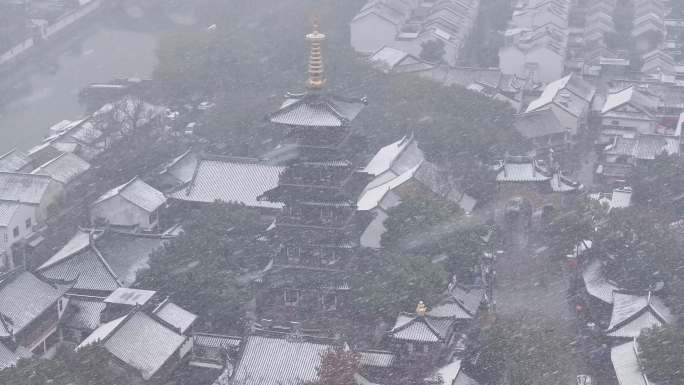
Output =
[{"x1": 493, "y1": 222, "x2": 590, "y2": 384}]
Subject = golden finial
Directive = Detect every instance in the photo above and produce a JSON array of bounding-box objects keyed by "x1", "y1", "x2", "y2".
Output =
[
  {"x1": 416, "y1": 301, "x2": 428, "y2": 316},
  {"x1": 306, "y1": 15, "x2": 326, "y2": 90}
]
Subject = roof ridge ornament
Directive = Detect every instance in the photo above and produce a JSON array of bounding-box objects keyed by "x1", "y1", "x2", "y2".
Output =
[{"x1": 306, "y1": 16, "x2": 326, "y2": 90}]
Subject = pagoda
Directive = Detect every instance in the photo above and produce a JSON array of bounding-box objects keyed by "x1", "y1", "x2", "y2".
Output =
[{"x1": 256, "y1": 19, "x2": 371, "y2": 323}]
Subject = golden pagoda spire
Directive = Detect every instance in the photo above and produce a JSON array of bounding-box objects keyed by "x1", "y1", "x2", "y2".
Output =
[
  {"x1": 306, "y1": 16, "x2": 326, "y2": 90},
  {"x1": 416, "y1": 301, "x2": 428, "y2": 316}
]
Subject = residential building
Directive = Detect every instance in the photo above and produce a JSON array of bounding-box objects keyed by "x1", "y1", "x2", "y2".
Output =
[
  {"x1": 90, "y1": 177, "x2": 166, "y2": 231},
  {"x1": 583, "y1": 0, "x2": 616, "y2": 48},
  {"x1": 369, "y1": 46, "x2": 435, "y2": 74},
  {"x1": 0, "y1": 172, "x2": 63, "y2": 267},
  {"x1": 37, "y1": 228, "x2": 172, "y2": 296},
  {"x1": 77, "y1": 306, "x2": 192, "y2": 384},
  {"x1": 640, "y1": 49, "x2": 676, "y2": 76},
  {"x1": 350, "y1": 0, "x2": 481, "y2": 65},
  {"x1": 632, "y1": 0, "x2": 666, "y2": 52},
  {"x1": 499, "y1": 0, "x2": 571, "y2": 82},
  {"x1": 599, "y1": 86, "x2": 660, "y2": 143},
  {"x1": 0, "y1": 201, "x2": 36, "y2": 270},
  {"x1": 499, "y1": 23, "x2": 569, "y2": 83},
  {"x1": 524, "y1": 73, "x2": 596, "y2": 136},
  {"x1": 0, "y1": 269, "x2": 71, "y2": 364},
  {"x1": 255, "y1": 22, "x2": 371, "y2": 324},
  {"x1": 167, "y1": 155, "x2": 284, "y2": 210},
  {"x1": 350, "y1": 0, "x2": 419, "y2": 54}
]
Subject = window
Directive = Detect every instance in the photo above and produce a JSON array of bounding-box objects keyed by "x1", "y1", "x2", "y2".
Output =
[
  {"x1": 25, "y1": 218, "x2": 31, "y2": 230},
  {"x1": 3, "y1": 233, "x2": 7, "y2": 243},
  {"x1": 12, "y1": 227, "x2": 19, "y2": 238},
  {"x1": 286, "y1": 247, "x2": 301, "y2": 263},
  {"x1": 611, "y1": 120, "x2": 620, "y2": 126},
  {"x1": 149, "y1": 210, "x2": 158, "y2": 225},
  {"x1": 321, "y1": 293, "x2": 337, "y2": 310},
  {"x1": 321, "y1": 206, "x2": 333, "y2": 218},
  {"x1": 284, "y1": 289, "x2": 299, "y2": 306}
]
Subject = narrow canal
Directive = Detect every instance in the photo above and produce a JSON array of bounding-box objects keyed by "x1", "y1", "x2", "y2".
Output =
[{"x1": 0, "y1": 9, "x2": 177, "y2": 154}]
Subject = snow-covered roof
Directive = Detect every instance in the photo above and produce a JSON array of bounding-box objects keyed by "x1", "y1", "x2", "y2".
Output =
[
  {"x1": 104, "y1": 288, "x2": 156, "y2": 306},
  {"x1": 362, "y1": 135, "x2": 419, "y2": 177},
  {"x1": 0, "y1": 149, "x2": 30, "y2": 173},
  {"x1": 389, "y1": 312, "x2": 454, "y2": 343},
  {"x1": 169, "y1": 157, "x2": 284, "y2": 209},
  {"x1": 31, "y1": 152, "x2": 90, "y2": 185},
  {"x1": 153, "y1": 300, "x2": 197, "y2": 334},
  {"x1": 78, "y1": 311, "x2": 187, "y2": 380},
  {"x1": 0, "y1": 172, "x2": 55, "y2": 205},
  {"x1": 225, "y1": 332, "x2": 338, "y2": 385},
  {"x1": 601, "y1": 86, "x2": 659, "y2": 114},
  {"x1": 0, "y1": 271, "x2": 70, "y2": 337},
  {"x1": 495, "y1": 157, "x2": 551, "y2": 182},
  {"x1": 606, "y1": 291, "x2": 675, "y2": 338},
  {"x1": 38, "y1": 229, "x2": 102, "y2": 270},
  {"x1": 514, "y1": 109, "x2": 567, "y2": 138},
  {"x1": 611, "y1": 340, "x2": 651, "y2": 385},
  {"x1": 525, "y1": 73, "x2": 595, "y2": 113},
  {"x1": 159, "y1": 149, "x2": 198, "y2": 185},
  {"x1": 358, "y1": 163, "x2": 422, "y2": 210},
  {"x1": 92, "y1": 177, "x2": 166, "y2": 213},
  {"x1": 582, "y1": 259, "x2": 619, "y2": 304},
  {"x1": 269, "y1": 92, "x2": 366, "y2": 127}
]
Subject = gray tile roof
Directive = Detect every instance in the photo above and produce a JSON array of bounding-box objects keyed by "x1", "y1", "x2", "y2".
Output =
[
  {"x1": 92, "y1": 177, "x2": 166, "y2": 213},
  {"x1": 38, "y1": 229, "x2": 102, "y2": 270},
  {"x1": 62, "y1": 297, "x2": 106, "y2": 331},
  {"x1": 358, "y1": 350, "x2": 396, "y2": 368},
  {"x1": 193, "y1": 333, "x2": 242, "y2": 350},
  {"x1": 80, "y1": 311, "x2": 187, "y2": 380},
  {"x1": 169, "y1": 158, "x2": 284, "y2": 209},
  {"x1": 153, "y1": 301, "x2": 197, "y2": 334},
  {"x1": 94, "y1": 232, "x2": 166, "y2": 286},
  {"x1": 0, "y1": 172, "x2": 55, "y2": 204},
  {"x1": 0, "y1": 342, "x2": 31, "y2": 370},
  {"x1": 31, "y1": 152, "x2": 90, "y2": 185},
  {"x1": 159, "y1": 149, "x2": 198, "y2": 185},
  {"x1": 38, "y1": 248, "x2": 120, "y2": 293},
  {"x1": 514, "y1": 109, "x2": 567, "y2": 139},
  {"x1": 0, "y1": 149, "x2": 30, "y2": 173},
  {"x1": 582, "y1": 259, "x2": 619, "y2": 304},
  {"x1": 0, "y1": 271, "x2": 69, "y2": 336},
  {"x1": 269, "y1": 93, "x2": 366, "y2": 127},
  {"x1": 226, "y1": 332, "x2": 338, "y2": 385},
  {"x1": 429, "y1": 284, "x2": 484, "y2": 319},
  {"x1": 495, "y1": 157, "x2": 552, "y2": 182},
  {"x1": 606, "y1": 292, "x2": 675, "y2": 338},
  {"x1": 104, "y1": 288, "x2": 156, "y2": 306},
  {"x1": 389, "y1": 313, "x2": 454, "y2": 342}
]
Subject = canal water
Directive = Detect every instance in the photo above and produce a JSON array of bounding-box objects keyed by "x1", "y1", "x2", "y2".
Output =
[{"x1": 0, "y1": 16, "x2": 163, "y2": 154}]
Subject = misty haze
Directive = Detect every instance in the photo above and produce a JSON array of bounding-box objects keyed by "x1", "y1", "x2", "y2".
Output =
[{"x1": 0, "y1": 1, "x2": 683, "y2": 385}]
